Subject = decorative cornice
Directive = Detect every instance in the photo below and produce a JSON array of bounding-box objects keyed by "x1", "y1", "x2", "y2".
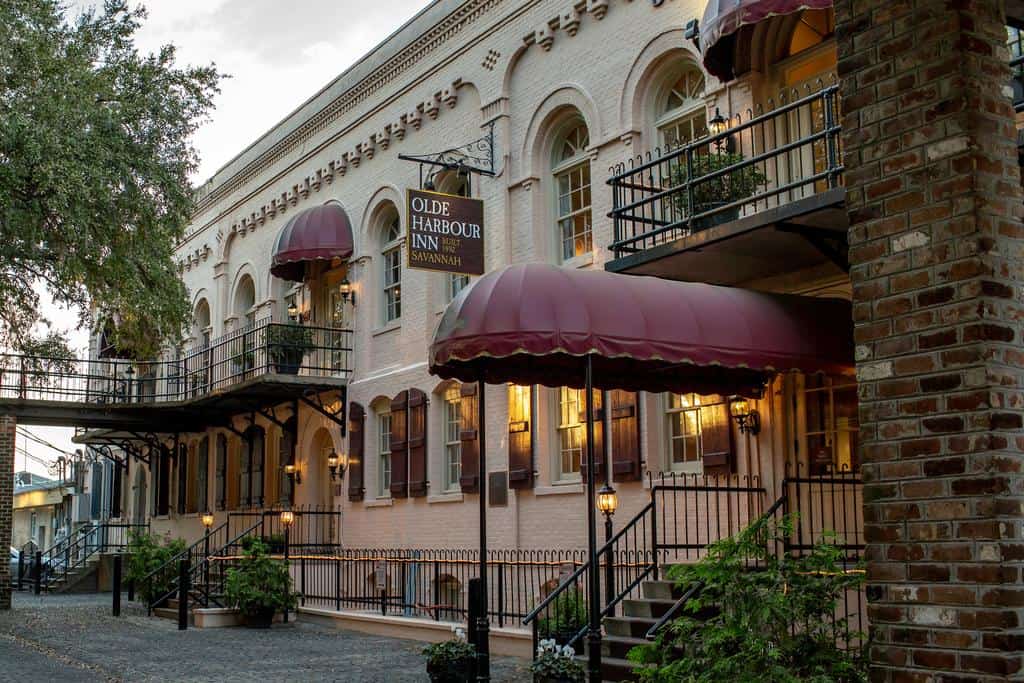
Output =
[
  {"x1": 189, "y1": 0, "x2": 503, "y2": 226},
  {"x1": 521, "y1": 0, "x2": 610, "y2": 51}
]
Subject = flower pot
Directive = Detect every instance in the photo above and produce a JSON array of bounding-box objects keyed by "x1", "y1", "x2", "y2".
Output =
[
  {"x1": 245, "y1": 607, "x2": 276, "y2": 629},
  {"x1": 427, "y1": 658, "x2": 474, "y2": 682},
  {"x1": 274, "y1": 361, "x2": 301, "y2": 375},
  {"x1": 691, "y1": 205, "x2": 740, "y2": 232}
]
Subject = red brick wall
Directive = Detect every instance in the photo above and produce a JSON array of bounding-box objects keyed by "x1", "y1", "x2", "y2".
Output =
[
  {"x1": 0, "y1": 415, "x2": 14, "y2": 609},
  {"x1": 838, "y1": 0, "x2": 1024, "y2": 678}
]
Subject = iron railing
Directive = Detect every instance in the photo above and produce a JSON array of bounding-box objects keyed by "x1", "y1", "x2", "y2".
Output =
[
  {"x1": 608, "y1": 82, "x2": 843, "y2": 258},
  {"x1": 0, "y1": 318, "x2": 353, "y2": 405},
  {"x1": 25, "y1": 522, "x2": 148, "y2": 592}
]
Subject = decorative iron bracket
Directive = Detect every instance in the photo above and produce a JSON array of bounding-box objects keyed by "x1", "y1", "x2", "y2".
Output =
[
  {"x1": 399, "y1": 121, "x2": 497, "y2": 189},
  {"x1": 299, "y1": 389, "x2": 347, "y2": 435}
]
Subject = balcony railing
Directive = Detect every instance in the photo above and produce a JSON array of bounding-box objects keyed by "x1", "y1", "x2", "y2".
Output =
[
  {"x1": 609, "y1": 82, "x2": 843, "y2": 259},
  {"x1": 0, "y1": 318, "x2": 353, "y2": 405}
]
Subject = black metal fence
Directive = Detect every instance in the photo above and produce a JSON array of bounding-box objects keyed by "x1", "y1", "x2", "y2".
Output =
[
  {"x1": 22, "y1": 522, "x2": 148, "y2": 592},
  {"x1": 608, "y1": 82, "x2": 842, "y2": 258},
  {"x1": 0, "y1": 319, "x2": 353, "y2": 404}
]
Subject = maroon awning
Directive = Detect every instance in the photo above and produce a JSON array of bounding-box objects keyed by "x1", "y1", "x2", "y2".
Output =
[
  {"x1": 428, "y1": 263, "x2": 852, "y2": 395},
  {"x1": 270, "y1": 202, "x2": 355, "y2": 282},
  {"x1": 701, "y1": 0, "x2": 833, "y2": 82}
]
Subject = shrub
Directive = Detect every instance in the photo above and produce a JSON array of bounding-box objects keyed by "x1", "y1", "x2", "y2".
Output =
[
  {"x1": 126, "y1": 531, "x2": 187, "y2": 604},
  {"x1": 536, "y1": 585, "x2": 588, "y2": 645},
  {"x1": 670, "y1": 152, "x2": 767, "y2": 218},
  {"x1": 530, "y1": 638, "x2": 585, "y2": 682},
  {"x1": 422, "y1": 630, "x2": 476, "y2": 683},
  {"x1": 629, "y1": 515, "x2": 867, "y2": 683},
  {"x1": 223, "y1": 539, "x2": 297, "y2": 618}
]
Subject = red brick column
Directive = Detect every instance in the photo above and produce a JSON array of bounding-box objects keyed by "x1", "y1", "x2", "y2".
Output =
[
  {"x1": 0, "y1": 415, "x2": 14, "y2": 609},
  {"x1": 837, "y1": 0, "x2": 1024, "y2": 679}
]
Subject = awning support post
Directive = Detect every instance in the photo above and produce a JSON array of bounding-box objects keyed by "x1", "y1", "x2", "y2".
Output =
[
  {"x1": 476, "y1": 378, "x2": 490, "y2": 682},
  {"x1": 585, "y1": 354, "x2": 602, "y2": 682}
]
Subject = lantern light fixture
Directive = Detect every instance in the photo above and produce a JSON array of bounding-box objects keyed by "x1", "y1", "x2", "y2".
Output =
[
  {"x1": 708, "y1": 108, "x2": 728, "y2": 137},
  {"x1": 597, "y1": 484, "x2": 618, "y2": 518},
  {"x1": 201, "y1": 511, "x2": 215, "y2": 529},
  {"x1": 279, "y1": 509, "x2": 295, "y2": 528},
  {"x1": 284, "y1": 462, "x2": 301, "y2": 486},
  {"x1": 339, "y1": 277, "x2": 356, "y2": 307},
  {"x1": 729, "y1": 397, "x2": 761, "y2": 435},
  {"x1": 286, "y1": 298, "x2": 299, "y2": 319},
  {"x1": 327, "y1": 450, "x2": 347, "y2": 481}
]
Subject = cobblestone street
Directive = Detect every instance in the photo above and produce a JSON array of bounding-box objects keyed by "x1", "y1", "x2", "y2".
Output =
[{"x1": 0, "y1": 593, "x2": 529, "y2": 682}]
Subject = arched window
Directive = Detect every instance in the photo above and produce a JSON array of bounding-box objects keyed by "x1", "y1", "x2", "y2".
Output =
[
  {"x1": 379, "y1": 208, "x2": 402, "y2": 323},
  {"x1": 552, "y1": 119, "x2": 592, "y2": 262},
  {"x1": 234, "y1": 275, "x2": 256, "y2": 327},
  {"x1": 656, "y1": 66, "x2": 707, "y2": 148},
  {"x1": 193, "y1": 299, "x2": 212, "y2": 347}
]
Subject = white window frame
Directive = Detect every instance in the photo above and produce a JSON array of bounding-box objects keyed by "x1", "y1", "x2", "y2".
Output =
[
  {"x1": 442, "y1": 387, "x2": 462, "y2": 492},
  {"x1": 655, "y1": 68, "x2": 707, "y2": 150},
  {"x1": 378, "y1": 412, "x2": 392, "y2": 498},
  {"x1": 555, "y1": 387, "x2": 583, "y2": 482},
  {"x1": 665, "y1": 393, "x2": 703, "y2": 474},
  {"x1": 447, "y1": 273, "x2": 470, "y2": 302},
  {"x1": 552, "y1": 122, "x2": 592, "y2": 263},
  {"x1": 800, "y1": 375, "x2": 859, "y2": 473},
  {"x1": 382, "y1": 216, "x2": 402, "y2": 324}
]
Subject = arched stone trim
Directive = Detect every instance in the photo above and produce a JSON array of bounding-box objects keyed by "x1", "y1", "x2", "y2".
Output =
[
  {"x1": 229, "y1": 265, "x2": 259, "y2": 322},
  {"x1": 520, "y1": 85, "x2": 601, "y2": 180},
  {"x1": 499, "y1": 44, "x2": 531, "y2": 101},
  {"x1": 619, "y1": 29, "x2": 699, "y2": 139},
  {"x1": 359, "y1": 186, "x2": 405, "y2": 256}
]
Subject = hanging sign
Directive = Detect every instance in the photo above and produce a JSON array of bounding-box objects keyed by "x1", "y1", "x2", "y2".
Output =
[{"x1": 406, "y1": 189, "x2": 484, "y2": 276}]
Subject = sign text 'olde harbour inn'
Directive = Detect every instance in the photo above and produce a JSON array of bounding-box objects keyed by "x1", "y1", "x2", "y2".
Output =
[{"x1": 407, "y1": 188, "x2": 485, "y2": 276}]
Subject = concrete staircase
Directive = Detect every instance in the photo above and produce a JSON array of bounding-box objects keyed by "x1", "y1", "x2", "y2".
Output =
[{"x1": 46, "y1": 557, "x2": 101, "y2": 593}]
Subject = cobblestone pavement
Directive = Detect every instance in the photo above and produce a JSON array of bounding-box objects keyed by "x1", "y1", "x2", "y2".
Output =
[{"x1": 0, "y1": 592, "x2": 530, "y2": 682}]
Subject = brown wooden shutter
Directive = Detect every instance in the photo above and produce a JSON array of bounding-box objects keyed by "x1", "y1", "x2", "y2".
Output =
[
  {"x1": 407, "y1": 389, "x2": 428, "y2": 497},
  {"x1": 389, "y1": 391, "x2": 409, "y2": 498},
  {"x1": 459, "y1": 383, "x2": 480, "y2": 493},
  {"x1": 579, "y1": 390, "x2": 605, "y2": 481},
  {"x1": 700, "y1": 402, "x2": 734, "y2": 475},
  {"x1": 508, "y1": 385, "x2": 534, "y2": 490},
  {"x1": 348, "y1": 402, "x2": 365, "y2": 501},
  {"x1": 610, "y1": 390, "x2": 642, "y2": 482}
]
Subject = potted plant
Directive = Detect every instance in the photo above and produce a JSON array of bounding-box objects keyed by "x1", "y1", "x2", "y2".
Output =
[
  {"x1": 536, "y1": 587, "x2": 588, "y2": 654},
  {"x1": 423, "y1": 628, "x2": 476, "y2": 682},
  {"x1": 266, "y1": 324, "x2": 314, "y2": 375},
  {"x1": 530, "y1": 639, "x2": 585, "y2": 683},
  {"x1": 126, "y1": 531, "x2": 187, "y2": 606},
  {"x1": 223, "y1": 539, "x2": 297, "y2": 628},
  {"x1": 671, "y1": 151, "x2": 767, "y2": 230}
]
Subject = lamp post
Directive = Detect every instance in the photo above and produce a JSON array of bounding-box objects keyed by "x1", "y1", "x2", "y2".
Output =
[
  {"x1": 583, "y1": 355, "x2": 602, "y2": 683},
  {"x1": 597, "y1": 484, "x2": 618, "y2": 612},
  {"x1": 280, "y1": 509, "x2": 295, "y2": 624},
  {"x1": 476, "y1": 378, "x2": 490, "y2": 682},
  {"x1": 201, "y1": 512, "x2": 214, "y2": 604}
]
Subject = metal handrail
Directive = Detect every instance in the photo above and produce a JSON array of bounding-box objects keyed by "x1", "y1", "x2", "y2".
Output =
[{"x1": 139, "y1": 521, "x2": 228, "y2": 588}]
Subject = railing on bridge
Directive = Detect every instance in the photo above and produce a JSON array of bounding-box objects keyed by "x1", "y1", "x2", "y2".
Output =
[{"x1": 0, "y1": 318, "x2": 353, "y2": 405}]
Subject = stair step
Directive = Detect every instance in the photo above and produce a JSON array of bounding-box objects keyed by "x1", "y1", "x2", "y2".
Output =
[
  {"x1": 622, "y1": 598, "x2": 677, "y2": 619},
  {"x1": 604, "y1": 616, "x2": 658, "y2": 639},
  {"x1": 574, "y1": 654, "x2": 646, "y2": 683},
  {"x1": 641, "y1": 580, "x2": 682, "y2": 601},
  {"x1": 601, "y1": 635, "x2": 650, "y2": 660},
  {"x1": 152, "y1": 607, "x2": 193, "y2": 625}
]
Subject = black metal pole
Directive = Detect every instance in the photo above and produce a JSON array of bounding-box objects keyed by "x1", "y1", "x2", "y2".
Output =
[
  {"x1": 17, "y1": 551, "x2": 23, "y2": 591},
  {"x1": 204, "y1": 528, "x2": 211, "y2": 606},
  {"x1": 178, "y1": 558, "x2": 189, "y2": 631},
  {"x1": 584, "y1": 355, "x2": 602, "y2": 682},
  {"x1": 476, "y1": 378, "x2": 490, "y2": 682},
  {"x1": 112, "y1": 555, "x2": 122, "y2": 616},
  {"x1": 604, "y1": 515, "x2": 614, "y2": 616},
  {"x1": 33, "y1": 551, "x2": 42, "y2": 595},
  {"x1": 283, "y1": 525, "x2": 290, "y2": 624}
]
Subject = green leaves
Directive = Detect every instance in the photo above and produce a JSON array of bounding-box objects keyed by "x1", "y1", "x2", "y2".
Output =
[
  {"x1": 628, "y1": 515, "x2": 867, "y2": 683},
  {"x1": 0, "y1": 0, "x2": 222, "y2": 357},
  {"x1": 223, "y1": 539, "x2": 298, "y2": 617}
]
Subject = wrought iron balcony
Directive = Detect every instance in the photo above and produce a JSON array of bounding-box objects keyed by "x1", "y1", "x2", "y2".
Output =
[
  {"x1": 608, "y1": 83, "x2": 843, "y2": 269},
  {"x1": 0, "y1": 318, "x2": 353, "y2": 407}
]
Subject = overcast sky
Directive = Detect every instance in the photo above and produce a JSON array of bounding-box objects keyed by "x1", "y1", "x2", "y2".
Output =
[{"x1": 18, "y1": 0, "x2": 430, "y2": 477}]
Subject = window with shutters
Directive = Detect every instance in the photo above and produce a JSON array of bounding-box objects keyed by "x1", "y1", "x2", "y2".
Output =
[
  {"x1": 196, "y1": 436, "x2": 209, "y2": 514},
  {"x1": 215, "y1": 434, "x2": 227, "y2": 510},
  {"x1": 442, "y1": 386, "x2": 462, "y2": 492},
  {"x1": 377, "y1": 412, "x2": 392, "y2": 498},
  {"x1": 556, "y1": 387, "x2": 584, "y2": 481},
  {"x1": 666, "y1": 393, "x2": 702, "y2": 472},
  {"x1": 802, "y1": 375, "x2": 859, "y2": 474}
]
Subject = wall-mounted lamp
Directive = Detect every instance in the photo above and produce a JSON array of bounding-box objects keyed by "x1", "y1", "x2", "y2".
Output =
[
  {"x1": 339, "y1": 277, "x2": 356, "y2": 307},
  {"x1": 729, "y1": 397, "x2": 761, "y2": 435},
  {"x1": 284, "y1": 462, "x2": 301, "y2": 486},
  {"x1": 327, "y1": 450, "x2": 348, "y2": 481}
]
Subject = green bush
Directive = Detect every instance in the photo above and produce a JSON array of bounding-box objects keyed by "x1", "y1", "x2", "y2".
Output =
[
  {"x1": 530, "y1": 638, "x2": 585, "y2": 682},
  {"x1": 126, "y1": 531, "x2": 187, "y2": 604},
  {"x1": 266, "y1": 324, "x2": 313, "y2": 368},
  {"x1": 223, "y1": 539, "x2": 297, "y2": 618},
  {"x1": 629, "y1": 515, "x2": 866, "y2": 683},
  {"x1": 670, "y1": 152, "x2": 767, "y2": 218},
  {"x1": 537, "y1": 585, "x2": 588, "y2": 643},
  {"x1": 422, "y1": 638, "x2": 476, "y2": 682}
]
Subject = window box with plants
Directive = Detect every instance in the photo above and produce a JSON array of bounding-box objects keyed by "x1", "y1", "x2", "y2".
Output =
[
  {"x1": 422, "y1": 627, "x2": 476, "y2": 683},
  {"x1": 223, "y1": 539, "x2": 298, "y2": 628},
  {"x1": 671, "y1": 151, "x2": 767, "y2": 232},
  {"x1": 266, "y1": 324, "x2": 314, "y2": 375}
]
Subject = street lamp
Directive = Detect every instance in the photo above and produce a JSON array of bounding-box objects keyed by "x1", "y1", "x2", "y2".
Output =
[
  {"x1": 597, "y1": 484, "x2": 618, "y2": 612},
  {"x1": 201, "y1": 512, "x2": 214, "y2": 602},
  {"x1": 201, "y1": 512, "x2": 215, "y2": 530},
  {"x1": 327, "y1": 450, "x2": 347, "y2": 481},
  {"x1": 279, "y1": 509, "x2": 295, "y2": 624}
]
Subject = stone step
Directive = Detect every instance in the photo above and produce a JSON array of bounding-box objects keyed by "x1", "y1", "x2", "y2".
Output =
[
  {"x1": 641, "y1": 580, "x2": 682, "y2": 601},
  {"x1": 622, "y1": 598, "x2": 677, "y2": 620},
  {"x1": 601, "y1": 634, "x2": 649, "y2": 660},
  {"x1": 604, "y1": 616, "x2": 658, "y2": 639},
  {"x1": 152, "y1": 606, "x2": 193, "y2": 625},
  {"x1": 574, "y1": 654, "x2": 646, "y2": 682}
]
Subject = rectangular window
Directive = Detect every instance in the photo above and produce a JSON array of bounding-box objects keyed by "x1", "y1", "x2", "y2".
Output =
[
  {"x1": 659, "y1": 110, "x2": 708, "y2": 149},
  {"x1": 666, "y1": 393, "x2": 702, "y2": 472},
  {"x1": 443, "y1": 387, "x2": 462, "y2": 491},
  {"x1": 804, "y1": 376, "x2": 859, "y2": 473},
  {"x1": 556, "y1": 387, "x2": 583, "y2": 480},
  {"x1": 556, "y1": 162, "x2": 592, "y2": 261},
  {"x1": 196, "y1": 438, "x2": 209, "y2": 514},
  {"x1": 215, "y1": 436, "x2": 227, "y2": 511},
  {"x1": 378, "y1": 413, "x2": 392, "y2": 497},
  {"x1": 383, "y1": 248, "x2": 401, "y2": 322}
]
